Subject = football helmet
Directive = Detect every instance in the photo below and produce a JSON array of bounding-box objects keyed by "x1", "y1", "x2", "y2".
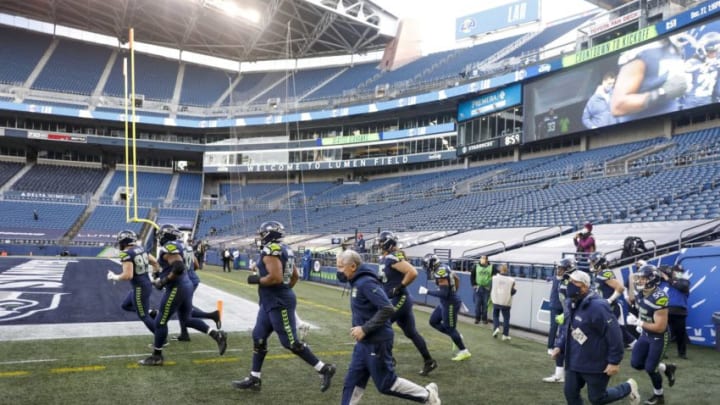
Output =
[
  {"x1": 116, "y1": 229, "x2": 137, "y2": 249},
  {"x1": 635, "y1": 264, "x2": 661, "y2": 290},
  {"x1": 257, "y1": 221, "x2": 285, "y2": 246},
  {"x1": 434, "y1": 264, "x2": 451, "y2": 280},
  {"x1": 422, "y1": 253, "x2": 440, "y2": 273},
  {"x1": 557, "y1": 257, "x2": 576, "y2": 272},
  {"x1": 589, "y1": 252, "x2": 607, "y2": 271},
  {"x1": 377, "y1": 231, "x2": 398, "y2": 252},
  {"x1": 157, "y1": 224, "x2": 181, "y2": 246},
  {"x1": 699, "y1": 31, "x2": 720, "y2": 59}
]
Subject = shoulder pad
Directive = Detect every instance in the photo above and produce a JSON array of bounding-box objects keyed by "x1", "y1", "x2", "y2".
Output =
[
  {"x1": 600, "y1": 270, "x2": 614, "y2": 280},
  {"x1": 262, "y1": 243, "x2": 283, "y2": 256},
  {"x1": 385, "y1": 253, "x2": 400, "y2": 263},
  {"x1": 395, "y1": 250, "x2": 406, "y2": 261},
  {"x1": 119, "y1": 251, "x2": 131, "y2": 261},
  {"x1": 165, "y1": 242, "x2": 179, "y2": 253}
]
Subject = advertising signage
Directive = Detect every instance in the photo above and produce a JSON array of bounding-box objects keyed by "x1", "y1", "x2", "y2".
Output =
[
  {"x1": 457, "y1": 84, "x2": 522, "y2": 122},
  {"x1": 456, "y1": 0, "x2": 540, "y2": 40},
  {"x1": 524, "y1": 16, "x2": 720, "y2": 142}
]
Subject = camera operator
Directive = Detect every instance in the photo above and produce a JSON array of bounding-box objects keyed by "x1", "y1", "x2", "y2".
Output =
[{"x1": 659, "y1": 264, "x2": 690, "y2": 359}]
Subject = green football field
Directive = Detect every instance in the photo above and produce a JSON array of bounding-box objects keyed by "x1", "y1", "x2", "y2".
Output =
[{"x1": 1, "y1": 265, "x2": 718, "y2": 404}]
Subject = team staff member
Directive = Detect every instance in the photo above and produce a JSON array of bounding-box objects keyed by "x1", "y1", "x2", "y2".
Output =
[
  {"x1": 659, "y1": 265, "x2": 690, "y2": 359},
  {"x1": 470, "y1": 256, "x2": 493, "y2": 325},
  {"x1": 552, "y1": 271, "x2": 640, "y2": 405},
  {"x1": 627, "y1": 265, "x2": 677, "y2": 405},
  {"x1": 336, "y1": 250, "x2": 440, "y2": 405},
  {"x1": 233, "y1": 221, "x2": 335, "y2": 392},
  {"x1": 377, "y1": 231, "x2": 437, "y2": 376}
]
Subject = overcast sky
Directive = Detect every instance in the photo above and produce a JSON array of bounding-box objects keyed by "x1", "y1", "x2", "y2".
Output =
[{"x1": 373, "y1": 0, "x2": 600, "y2": 53}]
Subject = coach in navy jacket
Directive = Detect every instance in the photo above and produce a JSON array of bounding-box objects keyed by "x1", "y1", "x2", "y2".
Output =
[
  {"x1": 553, "y1": 271, "x2": 639, "y2": 405},
  {"x1": 336, "y1": 250, "x2": 441, "y2": 405}
]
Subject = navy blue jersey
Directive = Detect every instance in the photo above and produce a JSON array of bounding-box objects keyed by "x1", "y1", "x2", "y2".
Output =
[
  {"x1": 256, "y1": 242, "x2": 295, "y2": 310},
  {"x1": 637, "y1": 287, "x2": 669, "y2": 336},
  {"x1": 617, "y1": 41, "x2": 685, "y2": 122},
  {"x1": 158, "y1": 240, "x2": 188, "y2": 285},
  {"x1": 119, "y1": 245, "x2": 151, "y2": 286},
  {"x1": 594, "y1": 269, "x2": 617, "y2": 300},
  {"x1": 378, "y1": 250, "x2": 408, "y2": 296},
  {"x1": 682, "y1": 56, "x2": 720, "y2": 108},
  {"x1": 184, "y1": 244, "x2": 199, "y2": 286}
]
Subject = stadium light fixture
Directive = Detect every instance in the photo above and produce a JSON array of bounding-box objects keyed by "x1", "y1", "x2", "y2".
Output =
[{"x1": 203, "y1": 0, "x2": 261, "y2": 24}]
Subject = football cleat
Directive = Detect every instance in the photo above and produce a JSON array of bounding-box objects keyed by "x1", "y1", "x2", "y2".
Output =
[
  {"x1": 664, "y1": 363, "x2": 676, "y2": 387},
  {"x1": 627, "y1": 378, "x2": 640, "y2": 405},
  {"x1": 138, "y1": 354, "x2": 163, "y2": 366},
  {"x1": 502, "y1": 335, "x2": 511, "y2": 341},
  {"x1": 643, "y1": 394, "x2": 664, "y2": 405},
  {"x1": 319, "y1": 363, "x2": 336, "y2": 392},
  {"x1": 171, "y1": 335, "x2": 191, "y2": 342},
  {"x1": 212, "y1": 330, "x2": 228, "y2": 356},
  {"x1": 542, "y1": 375, "x2": 564, "y2": 383},
  {"x1": 492, "y1": 328, "x2": 500, "y2": 338},
  {"x1": 425, "y1": 382, "x2": 441, "y2": 405},
  {"x1": 419, "y1": 359, "x2": 438, "y2": 376},
  {"x1": 451, "y1": 349, "x2": 471, "y2": 361},
  {"x1": 232, "y1": 375, "x2": 262, "y2": 391}
]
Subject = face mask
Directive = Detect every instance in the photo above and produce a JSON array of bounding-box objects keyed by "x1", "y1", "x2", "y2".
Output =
[
  {"x1": 336, "y1": 271, "x2": 348, "y2": 283},
  {"x1": 566, "y1": 283, "x2": 583, "y2": 301}
]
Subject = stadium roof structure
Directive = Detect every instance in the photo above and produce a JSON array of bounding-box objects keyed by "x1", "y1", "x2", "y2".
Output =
[{"x1": 0, "y1": 0, "x2": 398, "y2": 61}]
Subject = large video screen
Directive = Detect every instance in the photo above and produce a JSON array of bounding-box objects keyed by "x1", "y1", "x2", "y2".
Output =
[{"x1": 524, "y1": 18, "x2": 720, "y2": 142}]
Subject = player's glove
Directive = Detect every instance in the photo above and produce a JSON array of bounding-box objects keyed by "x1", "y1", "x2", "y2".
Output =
[
  {"x1": 107, "y1": 270, "x2": 119, "y2": 281},
  {"x1": 247, "y1": 274, "x2": 260, "y2": 284},
  {"x1": 418, "y1": 286, "x2": 428, "y2": 295},
  {"x1": 648, "y1": 73, "x2": 687, "y2": 105},
  {"x1": 555, "y1": 313, "x2": 565, "y2": 325},
  {"x1": 152, "y1": 277, "x2": 167, "y2": 290},
  {"x1": 390, "y1": 285, "x2": 406, "y2": 297},
  {"x1": 626, "y1": 313, "x2": 644, "y2": 333}
]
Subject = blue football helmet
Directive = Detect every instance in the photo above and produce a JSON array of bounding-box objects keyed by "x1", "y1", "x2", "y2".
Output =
[
  {"x1": 635, "y1": 264, "x2": 661, "y2": 290},
  {"x1": 116, "y1": 229, "x2": 137, "y2": 249},
  {"x1": 377, "y1": 231, "x2": 398, "y2": 252},
  {"x1": 157, "y1": 224, "x2": 181, "y2": 246},
  {"x1": 589, "y1": 252, "x2": 607, "y2": 271},
  {"x1": 257, "y1": 221, "x2": 285, "y2": 246},
  {"x1": 423, "y1": 253, "x2": 440, "y2": 273}
]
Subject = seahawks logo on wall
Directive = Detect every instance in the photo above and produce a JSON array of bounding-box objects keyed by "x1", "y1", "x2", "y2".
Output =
[{"x1": 313, "y1": 260, "x2": 321, "y2": 272}]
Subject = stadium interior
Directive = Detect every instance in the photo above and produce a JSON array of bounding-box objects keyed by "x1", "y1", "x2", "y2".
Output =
[{"x1": 0, "y1": 0, "x2": 719, "y2": 344}]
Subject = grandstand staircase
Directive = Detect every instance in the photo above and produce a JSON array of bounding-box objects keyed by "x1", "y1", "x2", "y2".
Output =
[
  {"x1": 93, "y1": 169, "x2": 117, "y2": 201},
  {"x1": 213, "y1": 75, "x2": 242, "y2": 108},
  {"x1": 165, "y1": 173, "x2": 180, "y2": 205},
  {"x1": 299, "y1": 67, "x2": 350, "y2": 101},
  {"x1": 604, "y1": 142, "x2": 676, "y2": 175},
  {"x1": 62, "y1": 200, "x2": 97, "y2": 243},
  {"x1": 170, "y1": 64, "x2": 186, "y2": 115},
  {"x1": 15, "y1": 39, "x2": 59, "y2": 102},
  {"x1": 244, "y1": 74, "x2": 290, "y2": 106},
  {"x1": 90, "y1": 50, "x2": 118, "y2": 109},
  {"x1": 457, "y1": 169, "x2": 509, "y2": 196},
  {"x1": 0, "y1": 163, "x2": 34, "y2": 193},
  {"x1": 360, "y1": 183, "x2": 399, "y2": 204}
]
